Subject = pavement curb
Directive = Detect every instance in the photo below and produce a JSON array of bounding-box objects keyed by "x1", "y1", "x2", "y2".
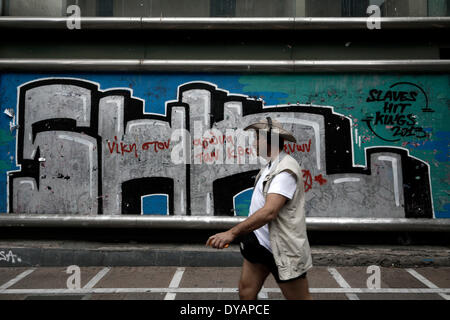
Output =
[{"x1": 1, "y1": 241, "x2": 449, "y2": 268}]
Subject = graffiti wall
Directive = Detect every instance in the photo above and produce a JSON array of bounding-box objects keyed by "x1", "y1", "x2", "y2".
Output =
[{"x1": 0, "y1": 73, "x2": 448, "y2": 219}]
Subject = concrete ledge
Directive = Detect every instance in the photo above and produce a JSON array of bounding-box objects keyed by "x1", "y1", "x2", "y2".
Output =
[{"x1": 0, "y1": 241, "x2": 448, "y2": 268}]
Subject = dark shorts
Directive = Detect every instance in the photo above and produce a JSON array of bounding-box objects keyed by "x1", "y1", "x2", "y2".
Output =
[{"x1": 239, "y1": 231, "x2": 306, "y2": 283}]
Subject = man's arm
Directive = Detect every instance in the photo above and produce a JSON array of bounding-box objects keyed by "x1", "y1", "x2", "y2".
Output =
[{"x1": 206, "y1": 193, "x2": 288, "y2": 249}]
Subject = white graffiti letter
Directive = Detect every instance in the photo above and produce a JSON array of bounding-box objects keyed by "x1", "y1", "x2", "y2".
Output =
[
  {"x1": 5, "y1": 250, "x2": 16, "y2": 263},
  {"x1": 367, "y1": 5, "x2": 381, "y2": 30},
  {"x1": 66, "y1": 265, "x2": 81, "y2": 289},
  {"x1": 67, "y1": 5, "x2": 81, "y2": 30},
  {"x1": 366, "y1": 265, "x2": 381, "y2": 289}
]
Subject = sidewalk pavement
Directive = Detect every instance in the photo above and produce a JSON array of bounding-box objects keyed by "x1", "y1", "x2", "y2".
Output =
[{"x1": 1, "y1": 240, "x2": 449, "y2": 268}]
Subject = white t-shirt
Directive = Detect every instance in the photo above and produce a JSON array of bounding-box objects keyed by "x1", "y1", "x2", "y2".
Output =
[{"x1": 248, "y1": 159, "x2": 297, "y2": 253}]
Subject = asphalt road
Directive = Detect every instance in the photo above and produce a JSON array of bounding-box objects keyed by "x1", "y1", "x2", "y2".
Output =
[{"x1": 0, "y1": 265, "x2": 449, "y2": 300}]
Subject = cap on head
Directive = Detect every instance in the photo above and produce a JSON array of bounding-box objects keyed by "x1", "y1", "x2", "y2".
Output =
[{"x1": 244, "y1": 117, "x2": 296, "y2": 143}]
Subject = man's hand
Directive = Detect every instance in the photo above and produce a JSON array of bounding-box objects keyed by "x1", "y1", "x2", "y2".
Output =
[
  {"x1": 206, "y1": 194, "x2": 289, "y2": 249},
  {"x1": 206, "y1": 230, "x2": 235, "y2": 249}
]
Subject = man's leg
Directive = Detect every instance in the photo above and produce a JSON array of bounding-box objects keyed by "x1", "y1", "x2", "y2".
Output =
[
  {"x1": 238, "y1": 258, "x2": 270, "y2": 300},
  {"x1": 278, "y1": 275, "x2": 313, "y2": 300}
]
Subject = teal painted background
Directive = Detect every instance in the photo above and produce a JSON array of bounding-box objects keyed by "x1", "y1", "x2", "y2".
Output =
[
  {"x1": 0, "y1": 73, "x2": 448, "y2": 218},
  {"x1": 239, "y1": 74, "x2": 449, "y2": 218}
]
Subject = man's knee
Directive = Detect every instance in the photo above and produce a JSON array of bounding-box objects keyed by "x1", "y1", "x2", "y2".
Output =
[
  {"x1": 238, "y1": 279, "x2": 258, "y2": 300},
  {"x1": 279, "y1": 276, "x2": 312, "y2": 300}
]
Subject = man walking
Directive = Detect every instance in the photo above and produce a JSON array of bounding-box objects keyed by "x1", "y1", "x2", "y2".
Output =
[{"x1": 206, "y1": 117, "x2": 313, "y2": 300}]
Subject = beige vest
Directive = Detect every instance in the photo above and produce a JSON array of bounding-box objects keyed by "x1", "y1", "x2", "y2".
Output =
[{"x1": 254, "y1": 152, "x2": 313, "y2": 281}]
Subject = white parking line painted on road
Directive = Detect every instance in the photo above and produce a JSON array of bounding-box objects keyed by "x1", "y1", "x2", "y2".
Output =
[
  {"x1": 406, "y1": 269, "x2": 450, "y2": 300},
  {"x1": 83, "y1": 267, "x2": 111, "y2": 289},
  {"x1": 328, "y1": 268, "x2": 359, "y2": 300},
  {"x1": 257, "y1": 286, "x2": 268, "y2": 299},
  {"x1": 0, "y1": 269, "x2": 35, "y2": 291},
  {"x1": 164, "y1": 267, "x2": 185, "y2": 300},
  {"x1": 1, "y1": 287, "x2": 449, "y2": 295}
]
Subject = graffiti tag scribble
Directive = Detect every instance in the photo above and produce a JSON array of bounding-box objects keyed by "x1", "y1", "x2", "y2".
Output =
[
  {"x1": 0, "y1": 250, "x2": 22, "y2": 264},
  {"x1": 363, "y1": 82, "x2": 432, "y2": 142}
]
